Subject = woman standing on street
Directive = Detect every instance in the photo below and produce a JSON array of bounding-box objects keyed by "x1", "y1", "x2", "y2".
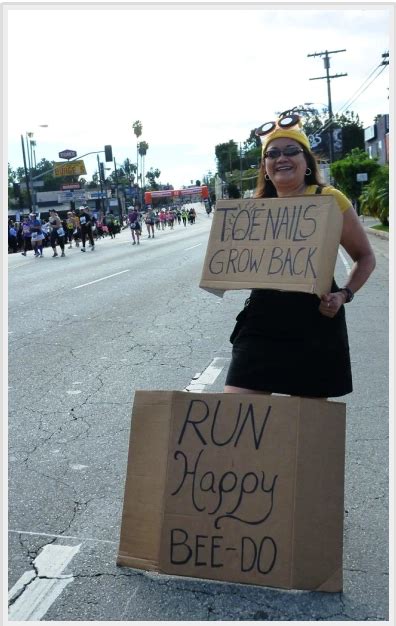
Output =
[
  {"x1": 48, "y1": 209, "x2": 66, "y2": 257},
  {"x1": 224, "y1": 111, "x2": 376, "y2": 399}
]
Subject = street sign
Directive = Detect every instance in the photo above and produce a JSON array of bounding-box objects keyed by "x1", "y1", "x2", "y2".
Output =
[
  {"x1": 20, "y1": 181, "x2": 44, "y2": 190},
  {"x1": 59, "y1": 149, "x2": 77, "y2": 159},
  {"x1": 58, "y1": 192, "x2": 73, "y2": 202},
  {"x1": 58, "y1": 190, "x2": 86, "y2": 202},
  {"x1": 61, "y1": 183, "x2": 81, "y2": 190},
  {"x1": 356, "y1": 173, "x2": 368, "y2": 182},
  {"x1": 54, "y1": 160, "x2": 87, "y2": 177},
  {"x1": 88, "y1": 191, "x2": 106, "y2": 199}
]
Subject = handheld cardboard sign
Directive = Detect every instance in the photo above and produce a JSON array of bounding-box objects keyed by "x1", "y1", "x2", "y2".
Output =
[
  {"x1": 117, "y1": 391, "x2": 346, "y2": 592},
  {"x1": 199, "y1": 196, "x2": 343, "y2": 297}
]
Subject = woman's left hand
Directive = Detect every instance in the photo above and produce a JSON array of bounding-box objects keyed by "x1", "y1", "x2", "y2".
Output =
[{"x1": 319, "y1": 292, "x2": 345, "y2": 318}]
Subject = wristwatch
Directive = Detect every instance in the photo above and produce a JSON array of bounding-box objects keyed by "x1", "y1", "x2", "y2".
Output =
[{"x1": 340, "y1": 287, "x2": 354, "y2": 303}]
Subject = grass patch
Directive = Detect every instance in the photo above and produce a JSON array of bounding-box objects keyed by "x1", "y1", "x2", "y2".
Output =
[{"x1": 370, "y1": 223, "x2": 389, "y2": 232}]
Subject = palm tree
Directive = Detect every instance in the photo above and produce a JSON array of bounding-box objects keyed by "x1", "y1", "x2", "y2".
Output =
[
  {"x1": 138, "y1": 141, "x2": 149, "y2": 194},
  {"x1": 123, "y1": 158, "x2": 137, "y2": 185},
  {"x1": 132, "y1": 121, "x2": 142, "y2": 193}
]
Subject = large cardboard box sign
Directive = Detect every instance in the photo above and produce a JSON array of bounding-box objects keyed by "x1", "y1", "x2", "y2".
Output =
[
  {"x1": 199, "y1": 195, "x2": 343, "y2": 297},
  {"x1": 117, "y1": 391, "x2": 346, "y2": 592}
]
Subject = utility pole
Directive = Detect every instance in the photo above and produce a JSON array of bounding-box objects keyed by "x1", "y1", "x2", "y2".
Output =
[
  {"x1": 307, "y1": 49, "x2": 347, "y2": 164},
  {"x1": 239, "y1": 143, "x2": 243, "y2": 198}
]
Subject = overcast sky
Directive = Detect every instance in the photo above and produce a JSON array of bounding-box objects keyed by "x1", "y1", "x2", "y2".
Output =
[{"x1": 6, "y1": 3, "x2": 392, "y2": 188}]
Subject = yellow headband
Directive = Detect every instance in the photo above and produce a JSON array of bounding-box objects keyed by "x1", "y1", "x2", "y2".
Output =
[{"x1": 261, "y1": 125, "x2": 311, "y2": 155}]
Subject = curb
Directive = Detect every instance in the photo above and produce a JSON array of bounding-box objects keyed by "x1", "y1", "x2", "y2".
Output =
[{"x1": 365, "y1": 227, "x2": 389, "y2": 241}]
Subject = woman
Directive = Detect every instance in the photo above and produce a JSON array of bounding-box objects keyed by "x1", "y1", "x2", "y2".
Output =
[
  {"x1": 128, "y1": 206, "x2": 142, "y2": 245},
  {"x1": 30, "y1": 213, "x2": 45, "y2": 257},
  {"x1": 48, "y1": 209, "x2": 66, "y2": 257},
  {"x1": 224, "y1": 112, "x2": 376, "y2": 398},
  {"x1": 79, "y1": 205, "x2": 95, "y2": 252},
  {"x1": 145, "y1": 207, "x2": 156, "y2": 239},
  {"x1": 66, "y1": 211, "x2": 75, "y2": 248}
]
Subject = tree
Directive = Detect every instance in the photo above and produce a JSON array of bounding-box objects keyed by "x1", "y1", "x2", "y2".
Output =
[
  {"x1": 8, "y1": 163, "x2": 17, "y2": 186},
  {"x1": 132, "y1": 120, "x2": 143, "y2": 188},
  {"x1": 138, "y1": 141, "x2": 149, "y2": 190},
  {"x1": 11, "y1": 157, "x2": 81, "y2": 191},
  {"x1": 215, "y1": 140, "x2": 239, "y2": 177},
  {"x1": 123, "y1": 158, "x2": 136, "y2": 185},
  {"x1": 292, "y1": 107, "x2": 364, "y2": 161},
  {"x1": 145, "y1": 167, "x2": 161, "y2": 190},
  {"x1": 330, "y1": 148, "x2": 380, "y2": 209}
]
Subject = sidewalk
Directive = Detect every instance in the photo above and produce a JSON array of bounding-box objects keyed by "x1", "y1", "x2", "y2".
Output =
[{"x1": 360, "y1": 216, "x2": 389, "y2": 240}]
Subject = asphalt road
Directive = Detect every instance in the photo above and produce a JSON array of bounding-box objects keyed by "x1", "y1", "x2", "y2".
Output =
[{"x1": 7, "y1": 205, "x2": 389, "y2": 621}]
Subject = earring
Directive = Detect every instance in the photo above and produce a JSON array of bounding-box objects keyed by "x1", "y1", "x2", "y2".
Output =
[
  {"x1": 265, "y1": 173, "x2": 270, "y2": 181},
  {"x1": 305, "y1": 168, "x2": 312, "y2": 176}
]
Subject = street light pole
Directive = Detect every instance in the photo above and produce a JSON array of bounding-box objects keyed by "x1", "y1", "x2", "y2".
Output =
[
  {"x1": 20, "y1": 134, "x2": 33, "y2": 211},
  {"x1": 113, "y1": 157, "x2": 122, "y2": 225},
  {"x1": 97, "y1": 154, "x2": 105, "y2": 215}
]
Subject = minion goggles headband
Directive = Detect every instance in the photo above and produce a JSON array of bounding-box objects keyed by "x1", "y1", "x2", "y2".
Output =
[
  {"x1": 255, "y1": 113, "x2": 311, "y2": 156},
  {"x1": 255, "y1": 113, "x2": 301, "y2": 138}
]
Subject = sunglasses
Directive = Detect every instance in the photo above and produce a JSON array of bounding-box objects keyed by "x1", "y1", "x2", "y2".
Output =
[
  {"x1": 255, "y1": 113, "x2": 301, "y2": 138},
  {"x1": 263, "y1": 146, "x2": 304, "y2": 160}
]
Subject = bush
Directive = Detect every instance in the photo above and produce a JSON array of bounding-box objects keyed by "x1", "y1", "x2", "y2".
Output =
[{"x1": 359, "y1": 165, "x2": 389, "y2": 226}]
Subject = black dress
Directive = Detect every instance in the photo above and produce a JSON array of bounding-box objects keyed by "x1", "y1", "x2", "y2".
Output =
[{"x1": 225, "y1": 279, "x2": 352, "y2": 398}]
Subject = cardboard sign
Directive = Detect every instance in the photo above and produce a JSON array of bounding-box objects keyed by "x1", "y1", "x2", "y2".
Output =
[
  {"x1": 199, "y1": 195, "x2": 343, "y2": 297},
  {"x1": 117, "y1": 391, "x2": 346, "y2": 592}
]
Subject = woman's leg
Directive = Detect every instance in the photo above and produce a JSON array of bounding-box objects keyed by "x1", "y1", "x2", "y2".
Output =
[{"x1": 50, "y1": 231, "x2": 58, "y2": 256}]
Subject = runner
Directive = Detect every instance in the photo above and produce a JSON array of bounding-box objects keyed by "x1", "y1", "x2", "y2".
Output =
[
  {"x1": 159, "y1": 209, "x2": 167, "y2": 230},
  {"x1": 128, "y1": 206, "x2": 142, "y2": 245},
  {"x1": 167, "y1": 208, "x2": 175, "y2": 230},
  {"x1": 66, "y1": 211, "x2": 75, "y2": 248},
  {"x1": 48, "y1": 209, "x2": 66, "y2": 257},
  {"x1": 188, "y1": 207, "x2": 196, "y2": 224},
  {"x1": 20, "y1": 216, "x2": 32, "y2": 256},
  {"x1": 145, "y1": 207, "x2": 156, "y2": 239},
  {"x1": 181, "y1": 207, "x2": 188, "y2": 227},
  {"x1": 71, "y1": 210, "x2": 81, "y2": 247},
  {"x1": 79, "y1": 205, "x2": 95, "y2": 252},
  {"x1": 30, "y1": 213, "x2": 45, "y2": 257},
  {"x1": 105, "y1": 211, "x2": 116, "y2": 239}
]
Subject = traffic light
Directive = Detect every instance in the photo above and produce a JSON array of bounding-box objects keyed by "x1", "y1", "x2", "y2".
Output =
[
  {"x1": 104, "y1": 145, "x2": 113, "y2": 162},
  {"x1": 99, "y1": 162, "x2": 105, "y2": 181}
]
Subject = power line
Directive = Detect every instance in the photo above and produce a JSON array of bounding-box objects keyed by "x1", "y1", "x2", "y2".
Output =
[{"x1": 317, "y1": 62, "x2": 388, "y2": 135}]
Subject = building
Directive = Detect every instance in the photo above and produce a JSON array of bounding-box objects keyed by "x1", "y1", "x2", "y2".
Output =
[{"x1": 364, "y1": 114, "x2": 389, "y2": 165}]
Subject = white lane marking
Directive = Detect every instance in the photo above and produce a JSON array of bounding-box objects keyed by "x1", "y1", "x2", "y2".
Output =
[
  {"x1": 72, "y1": 269, "x2": 129, "y2": 290},
  {"x1": 184, "y1": 243, "x2": 202, "y2": 251},
  {"x1": 185, "y1": 357, "x2": 228, "y2": 392},
  {"x1": 8, "y1": 543, "x2": 81, "y2": 621},
  {"x1": 67, "y1": 389, "x2": 82, "y2": 395},
  {"x1": 9, "y1": 530, "x2": 117, "y2": 544},
  {"x1": 338, "y1": 248, "x2": 351, "y2": 275}
]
